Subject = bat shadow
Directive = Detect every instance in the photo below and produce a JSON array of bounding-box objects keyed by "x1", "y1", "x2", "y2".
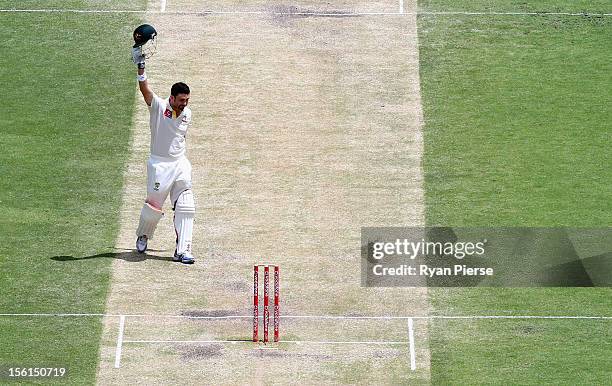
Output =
[{"x1": 50, "y1": 250, "x2": 172, "y2": 263}]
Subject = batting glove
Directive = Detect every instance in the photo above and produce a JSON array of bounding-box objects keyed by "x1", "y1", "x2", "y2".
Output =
[{"x1": 132, "y1": 46, "x2": 145, "y2": 68}]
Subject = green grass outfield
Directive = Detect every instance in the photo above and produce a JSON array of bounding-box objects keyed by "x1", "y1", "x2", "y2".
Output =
[
  {"x1": 0, "y1": 6, "x2": 141, "y2": 384},
  {"x1": 418, "y1": 0, "x2": 612, "y2": 384}
]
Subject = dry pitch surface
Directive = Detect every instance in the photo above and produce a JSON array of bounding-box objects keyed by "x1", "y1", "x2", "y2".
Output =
[{"x1": 97, "y1": 0, "x2": 428, "y2": 383}]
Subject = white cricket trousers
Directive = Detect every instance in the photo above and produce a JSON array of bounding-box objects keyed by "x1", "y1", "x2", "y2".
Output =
[{"x1": 146, "y1": 155, "x2": 193, "y2": 209}]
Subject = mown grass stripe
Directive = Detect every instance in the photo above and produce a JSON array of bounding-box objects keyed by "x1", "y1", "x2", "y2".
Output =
[{"x1": 0, "y1": 10, "x2": 141, "y2": 385}]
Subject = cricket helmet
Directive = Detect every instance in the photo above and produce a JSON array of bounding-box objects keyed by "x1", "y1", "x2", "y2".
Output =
[{"x1": 133, "y1": 24, "x2": 157, "y2": 48}]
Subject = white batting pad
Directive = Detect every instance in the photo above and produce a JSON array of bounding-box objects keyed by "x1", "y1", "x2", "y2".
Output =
[
  {"x1": 136, "y1": 202, "x2": 164, "y2": 239},
  {"x1": 174, "y1": 190, "x2": 195, "y2": 255}
]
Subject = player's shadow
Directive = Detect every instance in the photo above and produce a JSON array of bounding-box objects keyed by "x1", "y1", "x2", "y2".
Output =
[{"x1": 51, "y1": 250, "x2": 171, "y2": 263}]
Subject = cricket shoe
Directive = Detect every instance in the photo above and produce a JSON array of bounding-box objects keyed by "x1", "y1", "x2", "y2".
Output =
[
  {"x1": 136, "y1": 235, "x2": 148, "y2": 254},
  {"x1": 173, "y1": 250, "x2": 195, "y2": 264}
]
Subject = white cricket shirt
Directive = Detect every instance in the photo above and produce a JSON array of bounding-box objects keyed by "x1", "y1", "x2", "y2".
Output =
[{"x1": 148, "y1": 94, "x2": 192, "y2": 160}]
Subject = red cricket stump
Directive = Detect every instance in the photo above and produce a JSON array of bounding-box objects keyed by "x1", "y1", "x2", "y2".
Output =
[
  {"x1": 253, "y1": 264, "x2": 280, "y2": 344},
  {"x1": 263, "y1": 266, "x2": 270, "y2": 343},
  {"x1": 274, "y1": 266, "x2": 280, "y2": 342},
  {"x1": 252, "y1": 266, "x2": 259, "y2": 342}
]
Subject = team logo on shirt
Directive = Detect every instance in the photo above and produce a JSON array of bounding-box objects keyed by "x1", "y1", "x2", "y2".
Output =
[
  {"x1": 154, "y1": 182, "x2": 160, "y2": 191},
  {"x1": 164, "y1": 109, "x2": 172, "y2": 119}
]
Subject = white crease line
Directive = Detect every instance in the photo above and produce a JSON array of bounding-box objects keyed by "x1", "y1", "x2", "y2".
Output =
[
  {"x1": 114, "y1": 315, "x2": 126, "y2": 369},
  {"x1": 124, "y1": 339, "x2": 409, "y2": 345},
  {"x1": 1, "y1": 313, "x2": 611, "y2": 320},
  {"x1": 284, "y1": 340, "x2": 408, "y2": 345},
  {"x1": 408, "y1": 318, "x2": 416, "y2": 371},
  {"x1": 399, "y1": 0, "x2": 404, "y2": 14},
  {"x1": 125, "y1": 339, "x2": 241, "y2": 344},
  {"x1": 160, "y1": 0, "x2": 166, "y2": 13},
  {"x1": 425, "y1": 11, "x2": 612, "y2": 16},
  {"x1": 0, "y1": 9, "x2": 392, "y2": 15},
  {"x1": 0, "y1": 9, "x2": 610, "y2": 16},
  {"x1": 425, "y1": 315, "x2": 612, "y2": 320}
]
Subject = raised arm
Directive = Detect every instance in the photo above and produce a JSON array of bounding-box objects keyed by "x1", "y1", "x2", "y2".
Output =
[{"x1": 132, "y1": 46, "x2": 154, "y2": 106}]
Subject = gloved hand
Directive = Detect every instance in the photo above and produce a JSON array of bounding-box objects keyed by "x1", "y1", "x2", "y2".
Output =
[{"x1": 132, "y1": 46, "x2": 145, "y2": 69}]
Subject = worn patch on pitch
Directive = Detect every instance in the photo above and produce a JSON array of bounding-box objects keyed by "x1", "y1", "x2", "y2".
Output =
[
  {"x1": 249, "y1": 349, "x2": 332, "y2": 360},
  {"x1": 178, "y1": 343, "x2": 224, "y2": 360},
  {"x1": 268, "y1": 5, "x2": 359, "y2": 26},
  {"x1": 181, "y1": 309, "x2": 240, "y2": 318},
  {"x1": 226, "y1": 280, "x2": 250, "y2": 292}
]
